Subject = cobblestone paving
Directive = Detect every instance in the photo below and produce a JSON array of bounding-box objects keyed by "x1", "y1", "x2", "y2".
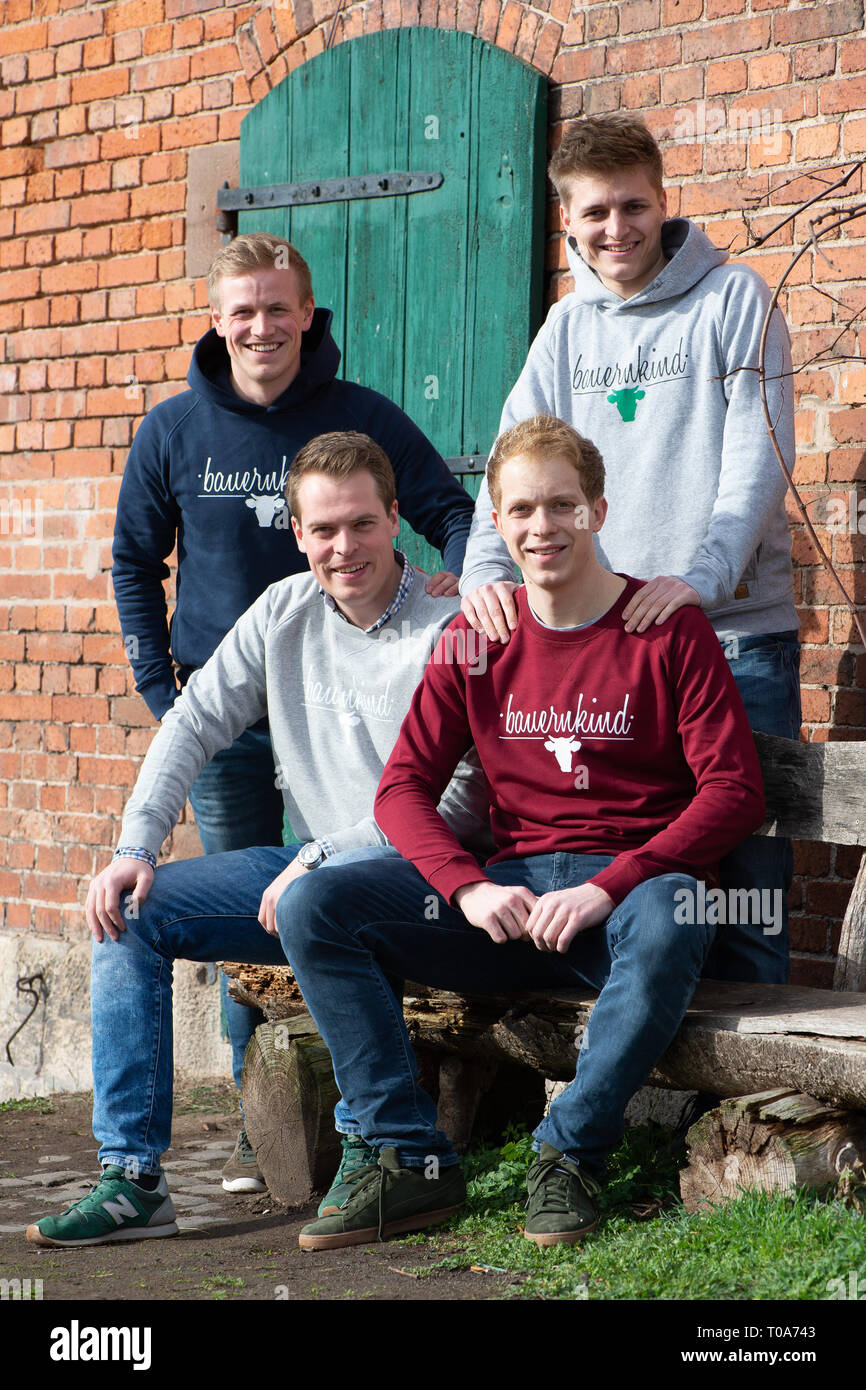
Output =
[{"x1": 0, "y1": 1135, "x2": 242, "y2": 1235}]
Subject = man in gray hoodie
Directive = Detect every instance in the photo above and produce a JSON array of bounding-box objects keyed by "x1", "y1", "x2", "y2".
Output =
[
  {"x1": 459, "y1": 114, "x2": 799, "y2": 986},
  {"x1": 26, "y1": 431, "x2": 488, "y2": 1249}
]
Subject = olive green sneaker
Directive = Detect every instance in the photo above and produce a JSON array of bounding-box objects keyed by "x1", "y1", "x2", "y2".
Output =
[
  {"x1": 523, "y1": 1143, "x2": 601, "y2": 1246},
  {"x1": 318, "y1": 1134, "x2": 378, "y2": 1216},
  {"x1": 299, "y1": 1147, "x2": 465, "y2": 1251},
  {"x1": 26, "y1": 1165, "x2": 178, "y2": 1247},
  {"x1": 221, "y1": 1128, "x2": 267, "y2": 1193}
]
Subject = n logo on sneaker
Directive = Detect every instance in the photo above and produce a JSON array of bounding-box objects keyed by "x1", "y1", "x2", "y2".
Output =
[{"x1": 101, "y1": 1194, "x2": 139, "y2": 1226}]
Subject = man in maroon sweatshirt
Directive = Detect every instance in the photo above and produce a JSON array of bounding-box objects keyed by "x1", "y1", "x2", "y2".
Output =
[{"x1": 279, "y1": 415, "x2": 766, "y2": 1250}]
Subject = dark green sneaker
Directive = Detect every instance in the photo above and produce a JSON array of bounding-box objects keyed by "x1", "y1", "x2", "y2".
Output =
[
  {"x1": 318, "y1": 1134, "x2": 378, "y2": 1216},
  {"x1": 523, "y1": 1143, "x2": 600, "y2": 1247},
  {"x1": 221, "y1": 1128, "x2": 267, "y2": 1193},
  {"x1": 26, "y1": 1165, "x2": 178, "y2": 1247},
  {"x1": 299, "y1": 1147, "x2": 465, "y2": 1250}
]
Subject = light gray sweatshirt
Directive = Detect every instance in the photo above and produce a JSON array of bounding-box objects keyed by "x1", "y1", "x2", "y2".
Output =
[
  {"x1": 459, "y1": 219, "x2": 797, "y2": 636},
  {"x1": 120, "y1": 571, "x2": 490, "y2": 859}
]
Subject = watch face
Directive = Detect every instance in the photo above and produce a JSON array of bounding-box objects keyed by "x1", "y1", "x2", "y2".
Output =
[{"x1": 299, "y1": 843, "x2": 322, "y2": 868}]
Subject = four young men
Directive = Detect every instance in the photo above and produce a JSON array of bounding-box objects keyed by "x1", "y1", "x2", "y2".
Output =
[{"x1": 33, "y1": 112, "x2": 799, "y2": 1250}]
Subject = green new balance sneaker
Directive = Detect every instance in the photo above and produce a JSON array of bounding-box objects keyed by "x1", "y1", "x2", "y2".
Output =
[
  {"x1": 318, "y1": 1134, "x2": 378, "y2": 1216},
  {"x1": 26, "y1": 1165, "x2": 179, "y2": 1247},
  {"x1": 300, "y1": 1147, "x2": 465, "y2": 1251},
  {"x1": 523, "y1": 1143, "x2": 601, "y2": 1247}
]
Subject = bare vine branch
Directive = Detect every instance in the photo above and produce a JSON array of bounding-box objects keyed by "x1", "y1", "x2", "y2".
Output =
[{"x1": 738, "y1": 164, "x2": 866, "y2": 650}]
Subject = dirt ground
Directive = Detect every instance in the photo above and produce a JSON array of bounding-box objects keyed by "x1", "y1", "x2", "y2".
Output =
[{"x1": 0, "y1": 1087, "x2": 522, "y2": 1303}]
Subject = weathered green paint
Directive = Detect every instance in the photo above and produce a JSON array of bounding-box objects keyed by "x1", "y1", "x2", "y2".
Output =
[{"x1": 238, "y1": 27, "x2": 546, "y2": 569}]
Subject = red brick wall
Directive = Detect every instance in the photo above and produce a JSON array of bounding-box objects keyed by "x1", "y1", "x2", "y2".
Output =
[{"x1": 1, "y1": 0, "x2": 864, "y2": 986}]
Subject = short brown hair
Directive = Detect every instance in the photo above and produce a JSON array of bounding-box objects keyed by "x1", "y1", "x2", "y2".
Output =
[
  {"x1": 548, "y1": 115, "x2": 664, "y2": 199},
  {"x1": 207, "y1": 234, "x2": 313, "y2": 307},
  {"x1": 287, "y1": 431, "x2": 397, "y2": 520},
  {"x1": 488, "y1": 415, "x2": 605, "y2": 510}
]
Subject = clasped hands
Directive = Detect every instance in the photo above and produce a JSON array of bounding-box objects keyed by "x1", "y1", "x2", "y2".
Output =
[{"x1": 453, "y1": 879, "x2": 614, "y2": 954}]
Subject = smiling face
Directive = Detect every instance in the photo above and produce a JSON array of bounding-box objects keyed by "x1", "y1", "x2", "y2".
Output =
[
  {"x1": 291, "y1": 469, "x2": 402, "y2": 629},
  {"x1": 560, "y1": 165, "x2": 667, "y2": 300},
  {"x1": 211, "y1": 265, "x2": 315, "y2": 406},
  {"x1": 491, "y1": 452, "x2": 607, "y2": 599}
]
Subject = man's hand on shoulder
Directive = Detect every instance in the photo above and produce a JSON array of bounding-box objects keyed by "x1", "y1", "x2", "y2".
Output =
[
  {"x1": 527, "y1": 883, "x2": 614, "y2": 955},
  {"x1": 453, "y1": 879, "x2": 537, "y2": 944},
  {"x1": 622, "y1": 577, "x2": 700, "y2": 634},
  {"x1": 461, "y1": 582, "x2": 519, "y2": 643},
  {"x1": 423, "y1": 570, "x2": 460, "y2": 598},
  {"x1": 258, "y1": 854, "x2": 309, "y2": 937},
  {"x1": 86, "y1": 858, "x2": 154, "y2": 944}
]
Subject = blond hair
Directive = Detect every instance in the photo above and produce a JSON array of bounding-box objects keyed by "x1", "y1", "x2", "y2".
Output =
[
  {"x1": 287, "y1": 431, "x2": 396, "y2": 519},
  {"x1": 207, "y1": 234, "x2": 313, "y2": 307},
  {"x1": 548, "y1": 115, "x2": 664, "y2": 199},
  {"x1": 488, "y1": 415, "x2": 605, "y2": 509}
]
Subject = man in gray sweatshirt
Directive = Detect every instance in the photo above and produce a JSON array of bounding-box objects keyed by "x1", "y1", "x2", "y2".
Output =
[
  {"x1": 459, "y1": 114, "x2": 799, "y2": 987},
  {"x1": 26, "y1": 431, "x2": 488, "y2": 1249}
]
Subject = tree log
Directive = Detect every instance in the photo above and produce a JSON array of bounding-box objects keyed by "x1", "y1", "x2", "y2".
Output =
[
  {"x1": 241, "y1": 1018, "x2": 341, "y2": 1205},
  {"x1": 679, "y1": 1088, "x2": 866, "y2": 1212},
  {"x1": 225, "y1": 964, "x2": 866, "y2": 1110},
  {"x1": 835, "y1": 852, "x2": 866, "y2": 992}
]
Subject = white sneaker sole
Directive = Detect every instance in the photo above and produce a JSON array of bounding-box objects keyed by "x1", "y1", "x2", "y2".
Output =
[
  {"x1": 26, "y1": 1221, "x2": 179, "y2": 1247},
  {"x1": 221, "y1": 1175, "x2": 267, "y2": 1193}
]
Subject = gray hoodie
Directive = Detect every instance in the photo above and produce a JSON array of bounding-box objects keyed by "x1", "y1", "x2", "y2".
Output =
[
  {"x1": 119, "y1": 570, "x2": 490, "y2": 859},
  {"x1": 459, "y1": 219, "x2": 797, "y2": 636}
]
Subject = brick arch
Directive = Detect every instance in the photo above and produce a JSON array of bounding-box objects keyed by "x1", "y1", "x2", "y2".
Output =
[{"x1": 232, "y1": 0, "x2": 568, "y2": 101}]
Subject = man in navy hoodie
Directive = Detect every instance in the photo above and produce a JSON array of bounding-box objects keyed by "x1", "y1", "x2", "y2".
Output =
[{"x1": 112, "y1": 233, "x2": 475, "y2": 1191}]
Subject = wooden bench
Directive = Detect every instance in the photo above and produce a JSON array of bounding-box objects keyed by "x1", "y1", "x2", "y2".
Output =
[{"x1": 223, "y1": 730, "x2": 866, "y2": 1208}]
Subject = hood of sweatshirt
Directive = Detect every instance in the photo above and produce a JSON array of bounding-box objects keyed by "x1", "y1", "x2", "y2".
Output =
[
  {"x1": 564, "y1": 218, "x2": 729, "y2": 310},
  {"x1": 186, "y1": 306, "x2": 342, "y2": 414}
]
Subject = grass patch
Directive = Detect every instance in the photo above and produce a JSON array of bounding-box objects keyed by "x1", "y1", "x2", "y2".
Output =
[
  {"x1": 174, "y1": 1084, "x2": 237, "y2": 1116},
  {"x1": 402, "y1": 1124, "x2": 866, "y2": 1301},
  {"x1": 0, "y1": 1098, "x2": 56, "y2": 1115}
]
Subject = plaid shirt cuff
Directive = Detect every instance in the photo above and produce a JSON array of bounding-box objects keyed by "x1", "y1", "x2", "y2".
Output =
[{"x1": 113, "y1": 846, "x2": 157, "y2": 869}]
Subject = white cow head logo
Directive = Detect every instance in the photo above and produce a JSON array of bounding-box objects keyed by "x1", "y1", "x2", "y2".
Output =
[
  {"x1": 544, "y1": 735, "x2": 582, "y2": 772},
  {"x1": 246, "y1": 494, "x2": 286, "y2": 528}
]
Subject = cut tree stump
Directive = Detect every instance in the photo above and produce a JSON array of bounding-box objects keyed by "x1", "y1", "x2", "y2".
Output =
[
  {"x1": 241, "y1": 1016, "x2": 341, "y2": 1205},
  {"x1": 679, "y1": 1088, "x2": 866, "y2": 1212}
]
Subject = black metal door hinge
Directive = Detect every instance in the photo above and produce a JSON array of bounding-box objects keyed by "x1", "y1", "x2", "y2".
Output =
[{"x1": 216, "y1": 171, "x2": 443, "y2": 238}]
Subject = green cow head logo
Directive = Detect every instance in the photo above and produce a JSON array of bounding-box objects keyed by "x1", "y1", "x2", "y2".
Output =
[{"x1": 608, "y1": 387, "x2": 645, "y2": 422}]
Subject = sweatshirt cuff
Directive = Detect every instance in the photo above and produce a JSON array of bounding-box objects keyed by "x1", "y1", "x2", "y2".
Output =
[
  {"x1": 587, "y1": 858, "x2": 646, "y2": 909},
  {"x1": 458, "y1": 561, "x2": 520, "y2": 597},
  {"x1": 139, "y1": 676, "x2": 181, "y2": 723},
  {"x1": 678, "y1": 564, "x2": 725, "y2": 610},
  {"x1": 118, "y1": 812, "x2": 169, "y2": 861},
  {"x1": 428, "y1": 856, "x2": 492, "y2": 905}
]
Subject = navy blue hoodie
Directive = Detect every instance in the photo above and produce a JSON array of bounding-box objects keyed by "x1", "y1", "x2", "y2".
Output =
[{"x1": 112, "y1": 310, "x2": 474, "y2": 720}]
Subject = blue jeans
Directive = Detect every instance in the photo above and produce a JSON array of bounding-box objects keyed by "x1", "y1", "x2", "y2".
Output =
[
  {"x1": 186, "y1": 723, "x2": 284, "y2": 1094},
  {"x1": 91, "y1": 843, "x2": 396, "y2": 1175},
  {"x1": 711, "y1": 631, "x2": 801, "y2": 984},
  {"x1": 278, "y1": 854, "x2": 716, "y2": 1174}
]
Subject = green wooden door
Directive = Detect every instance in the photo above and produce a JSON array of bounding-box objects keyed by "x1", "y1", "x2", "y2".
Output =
[{"x1": 238, "y1": 27, "x2": 547, "y2": 567}]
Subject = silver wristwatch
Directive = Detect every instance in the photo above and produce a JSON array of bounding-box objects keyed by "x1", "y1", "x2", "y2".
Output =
[{"x1": 298, "y1": 840, "x2": 328, "y2": 870}]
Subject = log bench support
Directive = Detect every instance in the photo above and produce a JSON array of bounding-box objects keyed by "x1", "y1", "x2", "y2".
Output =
[{"x1": 225, "y1": 731, "x2": 866, "y2": 1208}]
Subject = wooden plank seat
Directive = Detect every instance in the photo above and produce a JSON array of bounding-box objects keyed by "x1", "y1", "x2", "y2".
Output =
[{"x1": 222, "y1": 732, "x2": 866, "y2": 1205}]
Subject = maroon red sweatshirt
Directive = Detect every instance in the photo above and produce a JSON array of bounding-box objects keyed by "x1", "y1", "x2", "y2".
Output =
[{"x1": 374, "y1": 579, "x2": 766, "y2": 907}]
